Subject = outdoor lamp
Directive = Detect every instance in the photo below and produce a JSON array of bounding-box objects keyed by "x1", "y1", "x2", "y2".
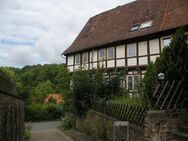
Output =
[{"x1": 158, "y1": 73, "x2": 165, "y2": 80}]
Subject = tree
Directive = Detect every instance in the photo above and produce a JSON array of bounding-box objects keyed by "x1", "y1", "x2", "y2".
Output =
[
  {"x1": 34, "y1": 80, "x2": 54, "y2": 103},
  {"x1": 144, "y1": 27, "x2": 188, "y2": 106}
]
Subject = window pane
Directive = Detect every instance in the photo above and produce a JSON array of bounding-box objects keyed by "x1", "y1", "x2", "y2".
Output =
[
  {"x1": 99, "y1": 49, "x2": 106, "y2": 60},
  {"x1": 128, "y1": 76, "x2": 133, "y2": 90},
  {"x1": 127, "y1": 43, "x2": 136, "y2": 57},
  {"x1": 75, "y1": 54, "x2": 80, "y2": 65},
  {"x1": 134, "y1": 76, "x2": 140, "y2": 90},
  {"x1": 130, "y1": 24, "x2": 140, "y2": 31},
  {"x1": 107, "y1": 47, "x2": 114, "y2": 59},
  {"x1": 163, "y1": 38, "x2": 171, "y2": 47},
  {"x1": 140, "y1": 21, "x2": 152, "y2": 29},
  {"x1": 82, "y1": 52, "x2": 88, "y2": 64}
]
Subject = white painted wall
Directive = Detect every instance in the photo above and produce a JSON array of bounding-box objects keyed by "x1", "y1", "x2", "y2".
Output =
[
  {"x1": 67, "y1": 55, "x2": 74, "y2": 66},
  {"x1": 149, "y1": 39, "x2": 160, "y2": 54},
  {"x1": 116, "y1": 59, "x2": 125, "y2": 67},
  {"x1": 127, "y1": 58, "x2": 137, "y2": 66},
  {"x1": 74, "y1": 65, "x2": 80, "y2": 70},
  {"x1": 116, "y1": 45, "x2": 125, "y2": 58},
  {"x1": 150, "y1": 55, "x2": 160, "y2": 62},
  {"x1": 82, "y1": 64, "x2": 88, "y2": 70},
  {"x1": 90, "y1": 62, "x2": 97, "y2": 69},
  {"x1": 90, "y1": 50, "x2": 97, "y2": 62},
  {"x1": 107, "y1": 60, "x2": 115, "y2": 68},
  {"x1": 139, "y1": 57, "x2": 148, "y2": 65},
  {"x1": 68, "y1": 66, "x2": 73, "y2": 72},
  {"x1": 138, "y1": 41, "x2": 147, "y2": 56},
  {"x1": 99, "y1": 61, "x2": 106, "y2": 68}
]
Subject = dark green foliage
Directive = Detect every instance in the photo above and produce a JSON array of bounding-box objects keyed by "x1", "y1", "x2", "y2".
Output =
[
  {"x1": 0, "y1": 64, "x2": 70, "y2": 104},
  {"x1": 72, "y1": 69, "x2": 91, "y2": 117},
  {"x1": 144, "y1": 28, "x2": 188, "y2": 106},
  {"x1": 25, "y1": 103, "x2": 62, "y2": 121},
  {"x1": 67, "y1": 68, "x2": 123, "y2": 118}
]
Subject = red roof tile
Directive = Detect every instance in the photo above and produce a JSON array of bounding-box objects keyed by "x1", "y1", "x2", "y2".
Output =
[{"x1": 63, "y1": 0, "x2": 188, "y2": 55}]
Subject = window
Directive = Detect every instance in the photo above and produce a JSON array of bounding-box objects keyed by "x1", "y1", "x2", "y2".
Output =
[
  {"x1": 107, "y1": 47, "x2": 114, "y2": 59},
  {"x1": 99, "y1": 49, "x2": 106, "y2": 60},
  {"x1": 162, "y1": 37, "x2": 171, "y2": 47},
  {"x1": 127, "y1": 75, "x2": 140, "y2": 90},
  {"x1": 82, "y1": 52, "x2": 88, "y2": 64},
  {"x1": 130, "y1": 23, "x2": 140, "y2": 31},
  {"x1": 75, "y1": 54, "x2": 80, "y2": 65},
  {"x1": 140, "y1": 21, "x2": 152, "y2": 29},
  {"x1": 128, "y1": 76, "x2": 133, "y2": 90},
  {"x1": 127, "y1": 43, "x2": 137, "y2": 57}
]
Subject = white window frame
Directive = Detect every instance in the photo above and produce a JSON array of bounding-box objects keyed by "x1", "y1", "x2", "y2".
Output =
[
  {"x1": 127, "y1": 43, "x2": 137, "y2": 57},
  {"x1": 162, "y1": 36, "x2": 171, "y2": 48},
  {"x1": 130, "y1": 23, "x2": 140, "y2": 31},
  {"x1": 82, "y1": 52, "x2": 88, "y2": 64},
  {"x1": 139, "y1": 21, "x2": 153, "y2": 29},
  {"x1": 127, "y1": 75, "x2": 140, "y2": 91},
  {"x1": 99, "y1": 49, "x2": 106, "y2": 60},
  {"x1": 75, "y1": 54, "x2": 80, "y2": 65},
  {"x1": 107, "y1": 47, "x2": 114, "y2": 59}
]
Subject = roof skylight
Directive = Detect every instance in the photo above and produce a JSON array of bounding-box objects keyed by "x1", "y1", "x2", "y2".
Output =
[
  {"x1": 139, "y1": 21, "x2": 153, "y2": 29},
  {"x1": 130, "y1": 23, "x2": 140, "y2": 31}
]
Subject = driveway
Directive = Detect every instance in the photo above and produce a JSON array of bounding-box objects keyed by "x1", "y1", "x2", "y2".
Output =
[{"x1": 29, "y1": 121, "x2": 73, "y2": 141}]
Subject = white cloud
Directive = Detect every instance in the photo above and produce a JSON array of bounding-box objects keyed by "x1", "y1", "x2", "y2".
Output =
[{"x1": 0, "y1": 0, "x2": 135, "y2": 68}]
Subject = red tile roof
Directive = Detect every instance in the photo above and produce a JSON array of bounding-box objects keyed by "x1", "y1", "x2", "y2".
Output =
[{"x1": 63, "y1": 0, "x2": 188, "y2": 55}]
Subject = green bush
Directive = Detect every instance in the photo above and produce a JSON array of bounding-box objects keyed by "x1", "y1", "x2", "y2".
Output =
[
  {"x1": 144, "y1": 27, "x2": 188, "y2": 107},
  {"x1": 25, "y1": 103, "x2": 62, "y2": 121},
  {"x1": 24, "y1": 127, "x2": 31, "y2": 140},
  {"x1": 61, "y1": 114, "x2": 76, "y2": 130}
]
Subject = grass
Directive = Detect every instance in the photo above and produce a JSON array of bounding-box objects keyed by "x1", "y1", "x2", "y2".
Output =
[{"x1": 109, "y1": 95, "x2": 146, "y2": 106}]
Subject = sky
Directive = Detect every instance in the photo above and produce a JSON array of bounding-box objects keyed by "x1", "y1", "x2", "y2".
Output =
[{"x1": 0, "y1": 0, "x2": 135, "y2": 68}]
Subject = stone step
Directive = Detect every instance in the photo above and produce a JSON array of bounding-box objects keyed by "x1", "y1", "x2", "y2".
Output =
[{"x1": 174, "y1": 131, "x2": 188, "y2": 141}]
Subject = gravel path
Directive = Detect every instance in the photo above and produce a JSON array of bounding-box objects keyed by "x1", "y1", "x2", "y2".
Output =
[{"x1": 29, "y1": 121, "x2": 74, "y2": 141}]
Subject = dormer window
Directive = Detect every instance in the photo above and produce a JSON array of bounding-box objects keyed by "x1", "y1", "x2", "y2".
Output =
[
  {"x1": 140, "y1": 21, "x2": 153, "y2": 29},
  {"x1": 130, "y1": 23, "x2": 140, "y2": 31}
]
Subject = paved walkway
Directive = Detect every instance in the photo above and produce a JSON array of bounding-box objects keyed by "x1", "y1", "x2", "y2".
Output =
[{"x1": 29, "y1": 121, "x2": 74, "y2": 141}]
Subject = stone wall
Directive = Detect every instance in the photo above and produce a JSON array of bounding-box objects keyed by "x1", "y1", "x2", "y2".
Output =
[
  {"x1": 0, "y1": 72, "x2": 24, "y2": 141},
  {"x1": 144, "y1": 109, "x2": 187, "y2": 141},
  {"x1": 76, "y1": 110, "x2": 145, "y2": 141}
]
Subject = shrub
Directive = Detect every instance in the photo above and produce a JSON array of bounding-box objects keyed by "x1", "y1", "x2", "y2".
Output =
[
  {"x1": 24, "y1": 127, "x2": 31, "y2": 140},
  {"x1": 144, "y1": 27, "x2": 188, "y2": 107},
  {"x1": 61, "y1": 113, "x2": 76, "y2": 130},
  {"x1": 25, "y1": 103, "x2": 62, "y2": 121}
]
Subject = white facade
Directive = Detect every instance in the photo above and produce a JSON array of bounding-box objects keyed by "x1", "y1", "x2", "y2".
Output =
[
  {"x1": 66, "y1": 36, "x2": 172, "y2": 94},
  {"x1": 67, "y1": 36, "x2": 172, "y2": 72}
]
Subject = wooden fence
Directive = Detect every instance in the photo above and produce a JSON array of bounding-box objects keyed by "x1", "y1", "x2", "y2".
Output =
[
  {"x1": 152, "y1": 80, "x2": 187, "y2": 110},
  {"x1": 93, "y1": 101, "x2": 148, "y2": 127}
]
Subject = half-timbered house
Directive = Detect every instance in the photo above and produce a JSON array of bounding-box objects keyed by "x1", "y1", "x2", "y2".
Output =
[{"x1": 63, "y1": 0, "x2": 188, "y2": 93}]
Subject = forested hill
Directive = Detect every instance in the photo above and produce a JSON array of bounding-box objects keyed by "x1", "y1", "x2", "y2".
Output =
[{"x1": 0, "y1": 64, "x2": 70, "y2": 104}]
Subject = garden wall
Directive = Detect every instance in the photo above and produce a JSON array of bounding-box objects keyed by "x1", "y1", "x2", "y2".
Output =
[
  {"x1": 144, "y1": 109, "x2": 187, "y2": 141},
  {"x1": 76, "y1": 110, "x2": 145, "y2": 141},
  {"x1": 0, "y1": 72, "x2": 24, "y2": 141}
]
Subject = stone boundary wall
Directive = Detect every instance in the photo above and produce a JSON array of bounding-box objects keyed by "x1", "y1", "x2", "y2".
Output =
[
  {"x1": 0, "y1": 71, "x2": 24, "y2": 141},
  {"x1": 144, "y1": 109, "x2": 187, "y2": 141},
  {"x1": 76, "y1": 110, "x2": 145, "y2": 141}
]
